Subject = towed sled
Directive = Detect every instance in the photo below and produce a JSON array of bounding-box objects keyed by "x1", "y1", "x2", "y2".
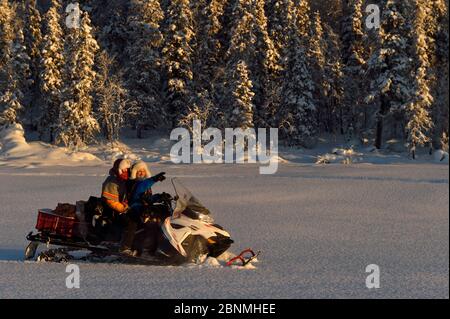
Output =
[{"x1": 25, "y1": 178, "x2": 236, "y2": 266}]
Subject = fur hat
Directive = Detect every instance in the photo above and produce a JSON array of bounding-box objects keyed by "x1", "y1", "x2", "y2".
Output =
[
  {"x1": 118, "y1": 159, "x2": 132, "y2": 174},
  {"x1": 110, "y1": 158, "x2": 131, "y2": 176},
  {"x1": 130, "y1": 161, "x2": 152, "y2": 180}
]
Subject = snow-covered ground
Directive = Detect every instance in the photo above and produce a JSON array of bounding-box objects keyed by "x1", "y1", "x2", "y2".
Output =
[
  {"x1": 2, "y1": 125, "x2": 448, "y2": 169},
  {"x1": 0, "y1": 161, "x2": 448, "y2": 298},
  {"x1": 0, "y1": 124, "x2": 103, "y2": 168}
]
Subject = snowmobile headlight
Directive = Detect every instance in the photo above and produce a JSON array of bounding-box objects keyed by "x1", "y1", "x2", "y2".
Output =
[{"x1": 198, "y1": 213, "x2": 214, "y2": 224}]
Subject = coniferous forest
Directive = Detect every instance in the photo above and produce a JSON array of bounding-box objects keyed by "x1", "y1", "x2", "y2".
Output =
[{"x1": 0, "y1": 0, "x2": 448, "y2": 156}]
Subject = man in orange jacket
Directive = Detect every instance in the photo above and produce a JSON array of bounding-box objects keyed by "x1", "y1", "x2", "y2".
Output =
[
  {"x1": 102, "y1": 158, "x2": 131, "y2": 213},
  {"x1": 101, "y1": 158, "x2": 135, "y2": 254}
]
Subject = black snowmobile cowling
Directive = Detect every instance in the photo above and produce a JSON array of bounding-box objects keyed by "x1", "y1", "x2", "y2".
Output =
[{"x1": 24, "y1": 178, "x2": 234, "y2": 265}]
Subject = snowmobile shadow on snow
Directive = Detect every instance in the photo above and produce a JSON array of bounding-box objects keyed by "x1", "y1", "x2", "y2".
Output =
[
  {"x1": 24, "y1": 178, "x2": 237, "y2": 266},
  {"x1": 0, "y1": 249, "x2": 25, "y2": 262}
]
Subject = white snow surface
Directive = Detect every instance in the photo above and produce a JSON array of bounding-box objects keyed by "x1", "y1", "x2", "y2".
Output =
[{"x1": 0, "y1": 162, "x2": 448, "y2": 298}]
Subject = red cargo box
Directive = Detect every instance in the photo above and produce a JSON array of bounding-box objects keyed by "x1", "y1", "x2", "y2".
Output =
[{"x1": 36, "y1": 209, "x2": 76, "y2": 237}]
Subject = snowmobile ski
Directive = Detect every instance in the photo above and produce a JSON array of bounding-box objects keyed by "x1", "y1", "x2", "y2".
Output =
[{"x1": 226, "y1": 248, "x2": 260, "y2": 267}]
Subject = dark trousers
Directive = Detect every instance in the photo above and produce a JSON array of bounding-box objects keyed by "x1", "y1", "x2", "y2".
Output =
[{"x1": 119, "y1": 208, "x2": 141, "y2": 250}]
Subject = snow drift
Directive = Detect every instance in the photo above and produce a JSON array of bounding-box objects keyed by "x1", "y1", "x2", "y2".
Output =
[
  {"x1": 433, "y1": 149, "x2": 449, "y2": 164},
  {"x1": 0, "y1": 124, "x2": 101, "y2": 167}
]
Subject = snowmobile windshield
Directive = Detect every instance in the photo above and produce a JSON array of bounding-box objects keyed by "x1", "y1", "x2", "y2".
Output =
[{"x1": 172, "y1": 178, "x2": 212, "y2": 220}]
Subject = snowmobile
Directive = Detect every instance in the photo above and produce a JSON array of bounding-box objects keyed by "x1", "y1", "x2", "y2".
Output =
[{"x1": 24, "y1": 178, "x2": 236, "y2": 265}]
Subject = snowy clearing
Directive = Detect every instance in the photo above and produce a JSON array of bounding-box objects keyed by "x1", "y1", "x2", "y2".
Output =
[{"x1": 0, "y1": 162, "x2": 448, "y2": 298}]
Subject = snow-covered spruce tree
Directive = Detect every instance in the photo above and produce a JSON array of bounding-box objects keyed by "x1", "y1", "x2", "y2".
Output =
[
  {"x1": 309, "y1": 11, "x2": 327, "y2": 132},
  {"x1": 226, "y1": 0, "x2": 280, "y2": 127},
  {"x1": 22, "y1": 0, "x2": 43, "y2": 78},
  {"x1": 0, "y1": 89, "x2": 22, "y2": 127},
  {"x1": 322, "y1": 23, "x2": 345, "y2": 136},
  {"x1": 162, "y1": 0, "x2": 195, "y2": 128},
  {"x1": 95, "y1": 51, "x2": 136, "y2": 146},
  {"x1": 11, "y1": 28, "x2": 32, "y2": 104},
  {"x1": 191, "y1": 0, "x2": 217, "y2": 88},
  {"x1": 0, "y1": 0, "x2": 14, "y2": 92},
  {"x1": 12, "y1": 19, "x2": 33, "y2": 117},
  {"x1": 96, "y1": 0, "x2": 129, "y2": 56},
  {"x1": 126, "y1": 0, "x2": 165, "y2": 137},
  {"x1": 341, "y1": 0, "x2": 367, "y2": 135},
  {"x1": 265, "y1": 0, "x2": 304, "y2": 128},
  {"x1": 310, "y1": 10, "x2": 326, "y2": 74},
  {"x1": 20, "y1": 0, "x2": 43, "y2": 127},
  {"x1": 405, "y1": 0, "x2": 435, "y2": 159},
  {"x1": 0, "y1": 30, "x2": 31, "y2": 128},
  {"x1": 262, "y1": 0, "x2": 296, "y2": 128},
  {"x1": 188, "y1": 0, "x2": 227, "y2": 128},
  {"x1": 38, "y1": 0, "x2": 64, "y2": 142},
  {"x1": 225, "y1": 60, "x2": 255, "y2": 129},
  {"x1": 251, "y1": 0, "x2": 281, "y2": 127},
  {"x1": 295, "y1": 0, "x2": 312, "y2": 40},
  {"x1": 0, "y1": 3, "x2": 31, "y2": 128},
  {"x1": 429, "y1": 0, "x2": 449, "y2": 149},
  {"x1": 56, "y1": 11, "x2": 99, "y2": 149},
  {"x1": 0, "y1": 57, "x2": 23, "y2": 126},
  {"x1": 365, "y1": 0, "x2": 416, "y2": 149},
  {"x1": 266, "y1": 0, "x2": 294, "y2": 57},
  {"x1": 279, "y1": 10, "x2": 317, "y2": 147}
]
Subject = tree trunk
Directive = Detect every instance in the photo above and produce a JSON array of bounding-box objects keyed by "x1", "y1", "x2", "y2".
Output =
[
  {"x1": 137, "y1": 124, "x2": 143, "y2": 139},
  {"x1": 432, "y1": 102, "x2": 442, "y2": 150},
  {"x1": 109, "y1": 133, "x2": 114, "y2": 149},
  {"x1": 364, "y1": 107, "x2": 368, "y2": 132},
  {"x1": 375, "y1": 117, "x2": 383, "y2": 149},
  {"x1": 49, "y1": 128, "x2": 54, "y2": 144},
  {"x1": 375, "y1": 97, "x2": 388, "y2": 149}
]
